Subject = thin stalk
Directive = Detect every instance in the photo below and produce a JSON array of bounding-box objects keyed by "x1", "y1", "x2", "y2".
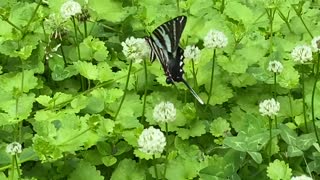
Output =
[
  {"x1": 0, "y1": 15, "x2": 23, "y2": 32},
  {"x1": 266, "y1": 8, "x2": 276, "y2": 52},
  {"x1": 163, "y1": 123, "x2": 169, "y2": 178},
  {"x1": 24, "y1": 0, "x2": 42, "y2": 35},
  {"x1": 301, "y1": 70, "x2": 309, "y2": 132},
  {"x1": 191, "y1": 59, "x2": 198, "y2": 89},
  {"x1": 276, "y1": 8, "x2": 293, "y2": 33},
  {"x1": 273, "y1": 73, "x2": 278, "y2": 128},
  {"x1": 114, "y1": 60, "x2": 133, "y2": 120},
  {"x1": 311, "y1": 53, "x2": 320, "y2": 144},
  {"x1": 10, "y1": 155, "x2": 14, "y2": 180},
  {"x1": 206, "y1": 49, "x2": 216, "y2": 105},
  {"x1": 60, "y1": 127, "x2": 91, "y2": 145},
  {"x1": 268, "y1": 117, "x2": 272, "y2": 162},
  {"x1": 71, "y1": 16, "x2": 81, "y2": 60},
  {"x1": 142, "y1": 58, "x2": 148, "y2": 121},
  {"x1": 153, "y1": 155, "x2": 159, "y2": 179},
  {"x1": 292, "y1": 5, "x2": 313, "y2": 38},
  {"x1": 13, "y1": 155, "x2": 21, "y2": 178}
]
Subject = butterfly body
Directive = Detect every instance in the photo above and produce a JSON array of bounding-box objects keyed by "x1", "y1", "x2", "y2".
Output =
[{"x1": 146, "y1": 16, "x2": 204, "y2": 104}]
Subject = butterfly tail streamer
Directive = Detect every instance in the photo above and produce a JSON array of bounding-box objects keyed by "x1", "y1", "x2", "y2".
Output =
[{"x1": 181, "y1": 79, "x2": 204, "y2": 105}]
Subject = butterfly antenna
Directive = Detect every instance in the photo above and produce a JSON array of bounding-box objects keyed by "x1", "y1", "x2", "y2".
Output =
[{"x1": 181, "y1": 79, "x2": 204, "y2": 105}]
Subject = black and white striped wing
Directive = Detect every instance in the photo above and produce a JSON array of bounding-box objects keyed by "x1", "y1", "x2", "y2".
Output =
[
  {"x1": 150, "y1": 16, "x2": 187, "y2": 54},
  {"x1": 146, "y1": 37, "x2": 170, "y2": 72}
]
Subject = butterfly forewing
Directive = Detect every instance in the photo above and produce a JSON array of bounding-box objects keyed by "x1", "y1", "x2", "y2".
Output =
[
  {"x1": 150, "y1": 16, "x2": 187, "y2": 53},
  {"x1": 146, "y1": 16, "x2": 204, "y2": 104}
]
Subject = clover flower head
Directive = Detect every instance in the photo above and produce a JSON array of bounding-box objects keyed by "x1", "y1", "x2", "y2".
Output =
[
  {"x1": 311, "y1": 36, "x2": 320, "y2": 52},
  {"x1": 268, "y1": 60, "x2": 283, "y2": 73},
  {"x1": 6, "y1": 142, "x2": 22, "y2": 155},
  {"x1": 138, "y1": 126, "x2": 166, "y2": 155},
  {"x1": 153, "y1": 101, "x2": 176, "y2": 123},
  {"x1": 121, "y1": 37, "x2": 150, "y2": 63},
  {"x1": 60, "y1": 0, "x2": 82, "y2": 19},
  {"x1": 259, "y1": 98, "x2": 280, "y2": 117},
  {"x1": 204, "y1": 30, "x2": 228, "y2": 49},
  {"x1": 291, "y1": 175, "x2": 313, "y2": 180},
  {"x1": 184, "y1": 45, "x2": 201, "y2": 61},
  {"x1": 291, "y1": 45, "x2": 313, "y2": 63}
]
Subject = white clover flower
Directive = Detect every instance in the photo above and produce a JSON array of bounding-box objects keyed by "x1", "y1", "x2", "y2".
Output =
[
  {"x1": 184, "y1": 45, "x2": 201, "y2": 61},
  {"x1": 121, "y1": 37, "x2": 150, "y2": 63},
  {"x1": 6, "y1": 142, "x2": 22, "y2": 155},
  {"x1": 267, "y1": 60, "x2": 283, "y2": 73},
  {"x1": 311, "y1": 36, "x2": 320, "y2": 52},
  {"x1": 259, "y1": 98, "x2": 280, "y2": 117},
  {"x1": 291, "y1": 175, "x2": 313, "y2": 180},
  {"x1": 204, "y1": 30, "x2": 228, "y2": 49},
  {"x1": 291, "y1": 45, "x2": 313, "y2": 63},
  {"x1": 138, "y1": 126, "x2": 166, "y2": 155},
  {"x1": 60, "y1": 0, "x2": 82, "y2": 19},
  {"x1": 153, "y1": 101, "x2": 176, "y2": 123}
]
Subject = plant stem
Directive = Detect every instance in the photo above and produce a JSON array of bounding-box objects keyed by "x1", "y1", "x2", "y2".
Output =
[
  {"x1": 114, "y1": 60, "x2": 133, "y2": 120},
  {"x1": 276, "y1": 8, "x2": 293, "y2": 33},
  {"x1": 163, "y1": 123, "x2": 169, "y2": 178},
  {"x1": 14, "y1": 154, "x2": 21, "y2": 178},
  {"x1": 72, "y1": 16, "x2": 81, "y2": 60},
  {"x1": 301, "y1": 70, "x2": 309, "y2": 132},
  {"x1": 292, "y1": 5, "x2": 313, "y2": 38},
  {"x1": 191, "y1": 59, "x2": 198, "y2": 89},
  {"x1": 206, "y1": 49, "x2": 216, "y2": 105},
  {"x1": 153, "y1": 155, "x2": 159, "y2": 179},
  {"x1": 273, "y1": 73, "x2": 278, "y2": 128},
  {"x1": 311, "y1": 53, "x2": 320, "y2": 144},
  {"x1": 266, "y1": 8, "x2": 276, "y2": 52},
  {"x1": 24, "y1": 0, "x2": 42, "y2": 36},
  {"x1": 142, "y1": 58, "x2": 148, "y2": 121},
  {"x1": 269, "y1": 117, "x2": 272, "y2": 162},
  {"x1": 0, "y1": 15, "x2": 23, "y2": 33}
]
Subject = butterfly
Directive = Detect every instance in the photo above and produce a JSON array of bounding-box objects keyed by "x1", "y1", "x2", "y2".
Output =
[{"x1": 146, "y1": 16, "x2": 204, "y2": 104}]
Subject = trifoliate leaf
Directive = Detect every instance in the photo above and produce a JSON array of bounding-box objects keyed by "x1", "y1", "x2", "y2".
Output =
[
  {"x1": 74, "y1": 61, "x2": 98, "y2": 80},
  {"x1": 89, "y1": 0, "x2": 135, "y2": 23},
  {"x1": 36, "y1": 92, "x2": 73, "y2": 108},
  {"x1": 267, "y1": 159, "x2": 292, "y2": 180},
  {"x1": 296, "y1": 133, "x2": 317, "y2": 151},
  {"x1": 278, "y1": 61, "x2": 300, "y2": 89},
  {"x1": 97, "y1": 62, "x2": 114, "y2": 82},
  {"x1": 176, "y1": 120, "x2": 206, "y2": 139},
  {"x1": 248, "y1": 151, "x2": 262, "y2": 164},
  {"x1": 279, "y1": 124, "x2": 297, "y2": 146},
  {"x1": 0, "y1": 93, "x2": 35, "y2": 121},
  {"x1": 102, "y1": 155, "x2": 117, "y2": 167},
  {"x1": 0, "y1": 70, "x2": 38, "y2": 92},
  {"x1": 79, "y1": 36, "x2": 109, "y2": 62},
  {"x1": 210, "y1": 117, "x2": 230, "y2": 137},
  {"x1": 69, "y1": 161, "x2": 104, "y2": 180},
  {"x1": 224, "y1": 1, "x2": 254, "y2": 26},
  {"x1": 110, "y1": 159, "x2": 145, "y2": 180},
  {"x1": 205, "y1": 82, "x2": 233, "y2": 105}
]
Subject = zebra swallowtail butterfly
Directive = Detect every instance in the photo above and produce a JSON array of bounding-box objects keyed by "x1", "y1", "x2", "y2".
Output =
[{"x1": 146, "y1": 16, "x2": 204, "y2": 104}]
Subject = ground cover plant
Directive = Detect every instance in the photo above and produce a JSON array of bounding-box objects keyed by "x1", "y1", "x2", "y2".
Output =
[{"x1": 0, "y1": 0, "x2": 320, "y2": 179}]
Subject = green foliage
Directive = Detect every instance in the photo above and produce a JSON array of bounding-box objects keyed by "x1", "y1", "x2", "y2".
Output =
[
  {"x1": 267, "y1": 159, "x2": 292, "y2": 180},
  {"x1": 0, "y1": 0, "x2": 320, "y2": 179}
]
